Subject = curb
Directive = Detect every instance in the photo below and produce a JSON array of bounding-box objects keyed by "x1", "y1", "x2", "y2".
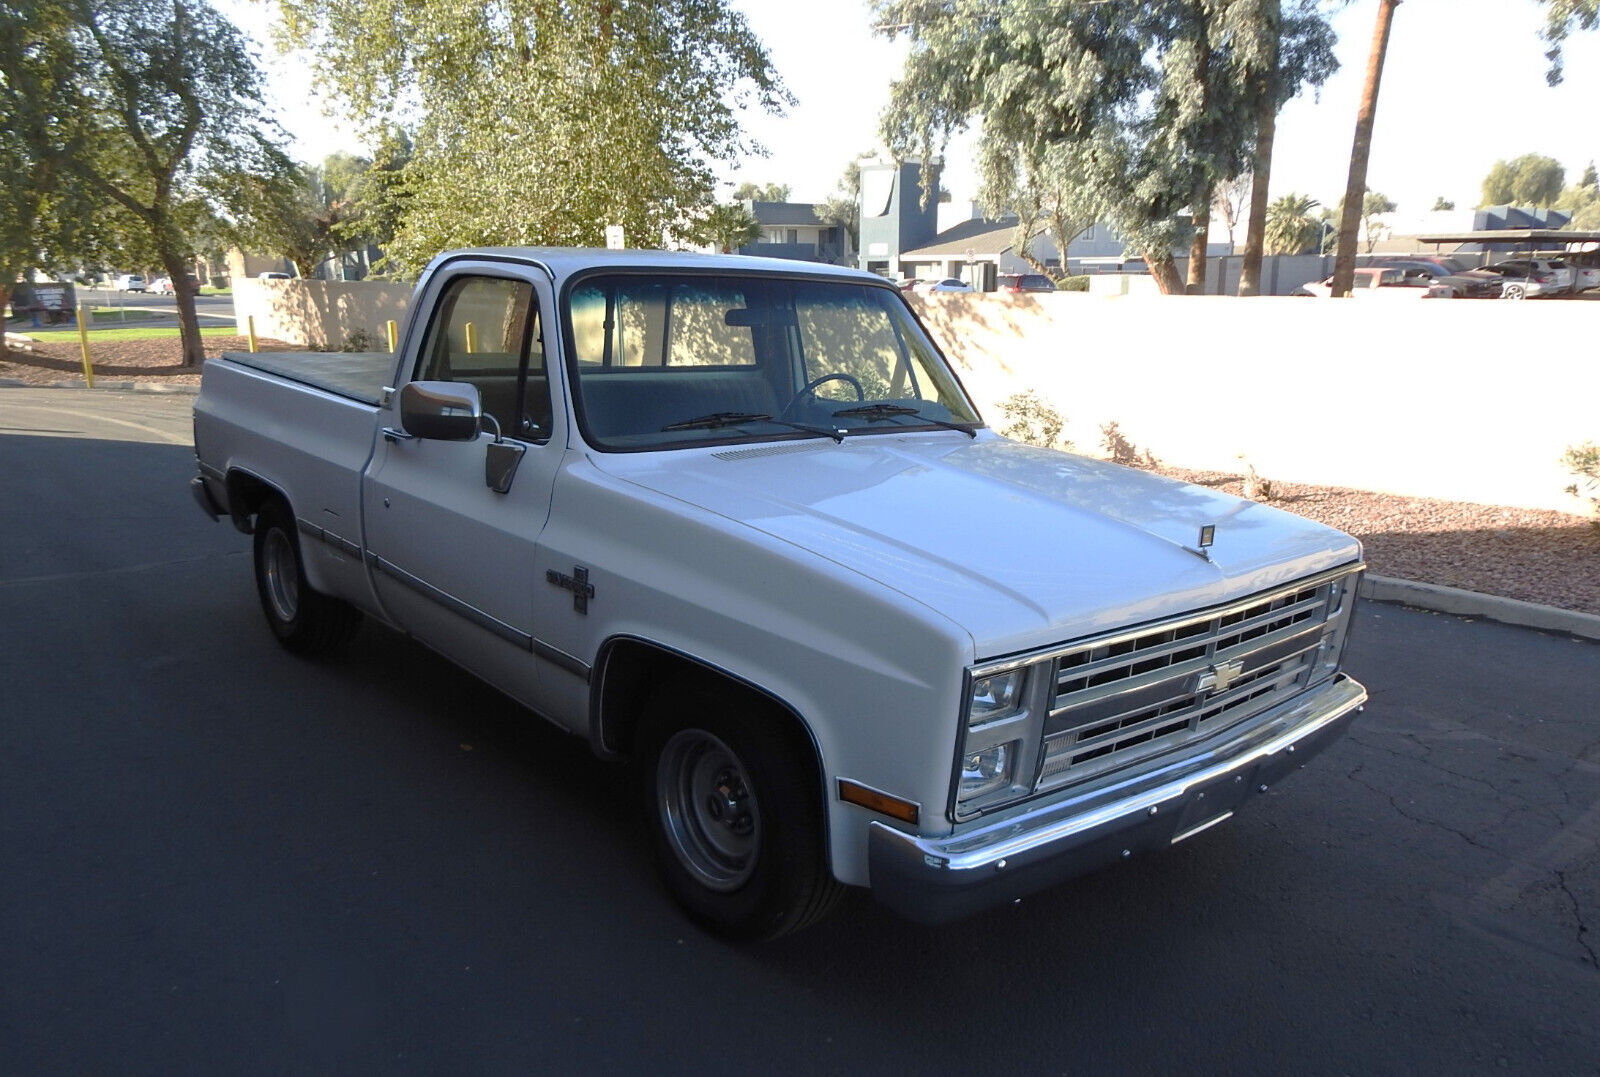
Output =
[
  {"x1": 0, "y1": 378, "x2": 195, "y2": 393},
  {"x1": 1361, "y1": 574, "x2": 1600, "y2": 642}
]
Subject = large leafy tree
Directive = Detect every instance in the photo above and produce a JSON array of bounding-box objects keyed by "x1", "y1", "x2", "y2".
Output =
[
  {"x1": 276, "y1": 0, "x2": 787, "y2": 275},
  {"x1": 876, "y1": 0, "x2": 1335, "y2": 295},
  {"x1": 813, "y1": 158, "x2": 868, "y2": 256},
  {"x1": 980, "y1": 140, "x2": 1105, "y2": 282},
  {"x1": 229, "y1": 152, "x2": 377, "y2": 279},
  {"x1": 1540, "y1": 0, "x2": 1600, "y2": 83},
  {"x1": 33, "y1": 1, "x2": 295, "y2": 366},
  {"x1": 0, "y1": 2, "x2": 86, "y2": 361},
  {"x1": 1235, "y1": 0, "x2": 1338, "y2": 296},
  {"x1": 1480, "y1": 154, "x2": 1567, "y2": 208},
  {"x1": 732, "y1": 181, "x2": 792, "y2": 202}
]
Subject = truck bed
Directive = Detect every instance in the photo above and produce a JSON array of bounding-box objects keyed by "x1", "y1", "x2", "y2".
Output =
[{"x1": 220, "y1": 351, "x2": 395, "y2": 407}]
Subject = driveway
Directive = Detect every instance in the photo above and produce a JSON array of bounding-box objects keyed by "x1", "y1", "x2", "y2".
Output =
[{"x1": 2, "y1": 387, "x2": 1596, "y2": 1074}]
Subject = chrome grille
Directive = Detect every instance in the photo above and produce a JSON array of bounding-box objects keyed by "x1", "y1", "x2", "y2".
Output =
[{"x1": 1034, "y1": 571, "x2": 1355, "y2": 791}]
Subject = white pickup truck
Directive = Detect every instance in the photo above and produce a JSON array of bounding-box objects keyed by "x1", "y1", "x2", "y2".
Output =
[{"x1": 193, "y1": 248, "x2": 1367, "y2": 939}]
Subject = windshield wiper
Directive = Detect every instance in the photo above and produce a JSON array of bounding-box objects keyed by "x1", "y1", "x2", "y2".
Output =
[
  {"x1": 661, "y1": 411, "x2": 843, "y2": 443},
  {"x1": 831, "y1": 403, "x2": 977, "y2": 438}
]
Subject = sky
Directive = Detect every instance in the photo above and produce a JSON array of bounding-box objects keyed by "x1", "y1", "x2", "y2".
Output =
[{"x1": 221, "y1": 0, "x2": 1600, "y2": 217}]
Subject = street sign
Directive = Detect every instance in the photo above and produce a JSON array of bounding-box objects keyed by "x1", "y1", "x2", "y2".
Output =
[{"x1": 605, "y1": 225, "x2": 625, "y2": 250}]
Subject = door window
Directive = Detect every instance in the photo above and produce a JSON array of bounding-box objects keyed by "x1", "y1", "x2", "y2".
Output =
[{"x1": 416, "y1": 275, "x2": 552, "y2": 440}]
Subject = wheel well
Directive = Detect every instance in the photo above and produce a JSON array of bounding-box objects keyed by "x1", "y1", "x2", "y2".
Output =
[
  {"x1": 594, "y1": 640, "x2": 822, "y2": 782},
  {"x1": 225, "y1": 470, "x2": 286, "y2": 534}
]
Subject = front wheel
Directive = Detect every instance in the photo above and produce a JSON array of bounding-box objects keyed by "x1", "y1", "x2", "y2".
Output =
[
  {"x1": 640, "y1": 684, "x2": 844, "y2": 940},
  {"x1": 252, "y1": 500, "x2": 362, "y2": 656},
  {"x1": 1501, "y1": 283, "x2": 1526, "y2": 300}
]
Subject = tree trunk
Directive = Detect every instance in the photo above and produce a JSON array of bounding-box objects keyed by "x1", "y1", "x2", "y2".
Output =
[
  {"x1": 1187, "y1": 186, "x2": 1212, "y2": 295},
  {"x1": 1333, "y1": 0, "x2": 1401, "y2": 297},
  {"x1": 1144, "y1": 250, "x2": 1184, "y2": 295},
  {"x1": 160, "y1": 248, "x2": 205, "y2": 367},
  {"x1": 0, "y1": 284, "x2": 10, "y2": 363},
  {"x1": 1186, "y1": 19, "x2": 1213, "y2": 296},
  {"x1": 1238, "y1": 0, "x2": 1280, "y2": 297}
]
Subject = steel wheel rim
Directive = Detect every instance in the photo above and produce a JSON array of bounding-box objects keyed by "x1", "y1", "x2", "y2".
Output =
[
  {"x1": 263, "y1": 527, "x2": 300, "y2": 623},
  {"x1": 657, "y1": 729, "x2": 761, "y2": 892}
]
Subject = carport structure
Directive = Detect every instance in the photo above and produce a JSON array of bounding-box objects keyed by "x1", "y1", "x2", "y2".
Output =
[{"x1": 1416, "y1": 229, "x2": 1600, "y2": 295}]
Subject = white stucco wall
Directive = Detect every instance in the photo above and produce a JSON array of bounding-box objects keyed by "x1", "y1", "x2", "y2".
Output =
[
  {"x1": 233, "y1": 278, "x2": 413, "y2": 350},
  {"x1": 234, "y1": 278, "x2": 1597, "y2": 514},
  {"x1": 911, "y1": 291, "x2": 1598, "y2": 514}
]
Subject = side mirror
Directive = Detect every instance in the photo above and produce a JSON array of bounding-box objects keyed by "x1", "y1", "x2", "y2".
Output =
[{"x1": 400, "y1": 381, "x2": 482, "y2": 441}]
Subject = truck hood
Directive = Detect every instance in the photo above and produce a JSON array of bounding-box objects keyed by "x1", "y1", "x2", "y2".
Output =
[{"x1": 591, "y1": 434, "x2": 1362, "y2": 657}]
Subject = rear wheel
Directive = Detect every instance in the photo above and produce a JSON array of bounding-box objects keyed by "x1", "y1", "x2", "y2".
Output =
[
  {"x1": 252, "y1": 500, "x2": 362, "y2": 656},
  {"x1": 639, "y1": 682, "x2": 844, "y2": 940}
]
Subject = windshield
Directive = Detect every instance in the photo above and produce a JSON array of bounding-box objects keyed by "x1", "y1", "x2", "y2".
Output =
[{"x1": 564, "y1": 272, "x2": 982, "y2": 450}]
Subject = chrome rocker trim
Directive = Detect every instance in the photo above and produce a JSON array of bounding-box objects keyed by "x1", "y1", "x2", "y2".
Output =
[{"x1": 868, "y1": 673, "x2": 1367, "y2": 924}]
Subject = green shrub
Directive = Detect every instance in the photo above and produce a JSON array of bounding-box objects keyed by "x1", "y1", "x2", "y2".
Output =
[
  {"x1": 340, "y1": 326, "x2": 384, "y2": 352},
  {"x1": 1100, "y1": 420, "x2": 1157, "y2": 468},
  {"x1": 1060, "y1": 275, "x2": 1090, "y2": 292},
  {"x1": 1563, "y1": 441, "x2": 1599, "y2": 526},
  {"x1": 998, "y1": 390, "x2": 1070, "y2": 449}
]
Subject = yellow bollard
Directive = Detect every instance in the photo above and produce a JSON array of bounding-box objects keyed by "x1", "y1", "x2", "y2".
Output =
[
  {"x1": 247, "y1": 314, "x2": 258, "y2": 353},
  {"x1": 463, "y1": 321, "x2": 477, "y2": 355},
  {"x1": 386, "y1": 319, "x2": 398, "y2": 353},
  {"x1": 76, "y1": 304, "x2": 94, "y2": 387}
]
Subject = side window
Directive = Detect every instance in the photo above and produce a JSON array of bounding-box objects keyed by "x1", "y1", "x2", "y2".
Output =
[{"x1": 417, "y1": 275, "x2": 551, "y2": 441}]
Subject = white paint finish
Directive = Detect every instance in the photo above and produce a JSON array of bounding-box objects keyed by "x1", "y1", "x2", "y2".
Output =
[
  {"x1": 590, "y1": 434, "x2": 1360, "y2": 659},
  {"x1": 197, "y1": 249, "x2": 1363, "y2": 892}
]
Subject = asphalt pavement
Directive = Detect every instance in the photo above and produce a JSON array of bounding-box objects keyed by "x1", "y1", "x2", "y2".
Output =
[
  {"x1": 73, "y1": 285, "x2": 236, "y2": 325},
  {"x1": 2, "y1": 387, "x2": 1596, "y2": 1075}
]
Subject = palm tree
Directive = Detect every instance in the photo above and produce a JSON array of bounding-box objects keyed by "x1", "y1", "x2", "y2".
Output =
[
  {"x1": 1332, "y1": 0, "x2": 1401, "y2": 295},
  {"x1": 700, "y1": 203, "x2": 763, "y2": 253},
  {"x1": 1265, "y1": 193, "x2": 1321, "y2": 255}
]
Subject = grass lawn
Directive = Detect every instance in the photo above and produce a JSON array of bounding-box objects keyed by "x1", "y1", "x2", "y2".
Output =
[
  {"x1": 24, "y1": 325, "x2": 235, "y2": 341},
  {"x1": 88, "y1": 307, "x2": 172, "y2": 324}
]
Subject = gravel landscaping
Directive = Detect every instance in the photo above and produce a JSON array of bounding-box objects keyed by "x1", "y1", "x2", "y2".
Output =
[{"x1": 4, "y1": 332, "x2": 1597, "y2": 617}]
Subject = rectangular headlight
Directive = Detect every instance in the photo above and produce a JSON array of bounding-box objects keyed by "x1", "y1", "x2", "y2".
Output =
[
  {"x1": 959, "y1": 741, "x2": 1018, "y2": 801},
  {"x1": 968, "y1": 669, "x2": 1024, "y2": 725}
]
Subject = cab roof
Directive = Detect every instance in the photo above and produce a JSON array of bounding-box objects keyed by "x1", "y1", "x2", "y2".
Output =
[{"x1": 423, "y1": 247, "x2": 881, "y2": 286}]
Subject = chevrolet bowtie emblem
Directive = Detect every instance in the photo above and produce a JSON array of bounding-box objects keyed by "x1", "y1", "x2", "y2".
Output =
[{"x1": 1196, "y1": 658, "x2": 1245, "y2": 694}]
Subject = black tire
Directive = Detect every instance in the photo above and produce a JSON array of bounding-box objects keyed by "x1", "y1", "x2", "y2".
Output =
[
  {"x1": 639, "y1": 682, "x2": 844, "y2": 940},
  {"x1": 252, "y1": 500, "x2": 362, "y2": 657}
]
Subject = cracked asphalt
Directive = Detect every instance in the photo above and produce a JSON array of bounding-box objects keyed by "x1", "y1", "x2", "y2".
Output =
[{"x1": 2, "y1": 387, "x2": 1597, "y2": 1074}]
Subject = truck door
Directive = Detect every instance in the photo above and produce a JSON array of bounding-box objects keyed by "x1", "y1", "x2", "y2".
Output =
[{"x1": 362, "y1": 264, "x2": 566, "y2": 711}]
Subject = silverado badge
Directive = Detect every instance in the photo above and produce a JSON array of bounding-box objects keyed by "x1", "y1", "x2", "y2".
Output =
[{"x1": 547, "y1": 565, "x2": 596, "y2": 614}]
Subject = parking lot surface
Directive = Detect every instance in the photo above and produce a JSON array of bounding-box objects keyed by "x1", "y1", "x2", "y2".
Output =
[{"x1": 2, "y1": 388, "x2": 1596, "y2": 1074}]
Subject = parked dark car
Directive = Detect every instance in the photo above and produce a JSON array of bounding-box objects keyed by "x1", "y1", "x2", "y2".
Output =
[
  {"x1": 996, "y1": 273, "x2": 1057, "y2": 293},
  {"x1": 1430, "y1": 269, "x2": 1504, "y2": 299}
]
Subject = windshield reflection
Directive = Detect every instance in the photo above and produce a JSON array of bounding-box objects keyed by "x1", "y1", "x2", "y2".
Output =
[{"x1": 564, "y1": 273, "x2": 982, "y2": 450}]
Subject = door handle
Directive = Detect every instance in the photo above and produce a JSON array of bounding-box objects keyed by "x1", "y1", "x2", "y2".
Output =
[{"x1": 382, "y1": 427, "x2": 416, "y2": 443}]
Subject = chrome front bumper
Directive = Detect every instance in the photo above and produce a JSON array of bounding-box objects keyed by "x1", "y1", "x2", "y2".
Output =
[{"x1": 868, "y1": 674, "x2": 1367, "y2": 924}]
